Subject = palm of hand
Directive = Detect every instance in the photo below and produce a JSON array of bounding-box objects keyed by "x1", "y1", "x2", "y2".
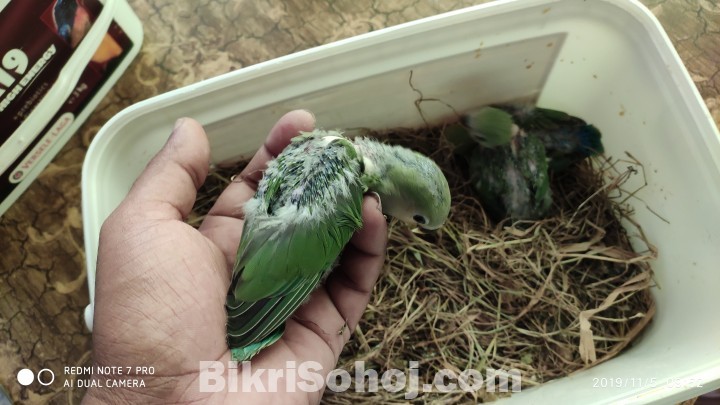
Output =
[{"x1": 86, "y1": 111, "x2": 387, "y2": 404}]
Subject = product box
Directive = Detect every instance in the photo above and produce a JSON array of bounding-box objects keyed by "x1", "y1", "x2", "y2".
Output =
[
  {"x1": 0, "y1": 0, "x2": 142, "y2": 216},
  {"x1": 81, "y1": 0, "x2": 720, "y2": 403}
]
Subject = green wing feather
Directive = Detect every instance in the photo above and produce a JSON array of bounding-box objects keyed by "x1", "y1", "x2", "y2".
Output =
[{"x1": 226, "y1": 135, "x2": 363, "y2": 361}]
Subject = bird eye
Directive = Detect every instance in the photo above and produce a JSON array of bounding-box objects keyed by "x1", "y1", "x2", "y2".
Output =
[{"x1": 413, "y1": 215, "x2": 427, "y2": 225}]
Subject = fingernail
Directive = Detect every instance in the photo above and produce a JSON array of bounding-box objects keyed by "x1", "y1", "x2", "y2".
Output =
[
  {"x1": 173, "y1": 118, "x2": 186, "y2": 132},
  {"x1": 368, "y1": 191, "x2": 382, "y2": 212},
  {"x1": 301, "y1": 109, "x2": 316, "y2": 124}
]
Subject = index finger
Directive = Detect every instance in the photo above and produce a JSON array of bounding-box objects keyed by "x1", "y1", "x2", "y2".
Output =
[{"x1": 239, "y1": 109, "x2": 317, "y2": 188}]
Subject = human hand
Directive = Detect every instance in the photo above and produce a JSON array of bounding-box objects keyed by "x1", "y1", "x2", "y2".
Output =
[{"x1": 84, "y1": 110, "x2": 388, "y2": 404}]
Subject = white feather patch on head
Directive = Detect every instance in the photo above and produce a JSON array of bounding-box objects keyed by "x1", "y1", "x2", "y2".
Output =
[{"x1": 319, "y1": 135, "x2": 344, "y2": 146}]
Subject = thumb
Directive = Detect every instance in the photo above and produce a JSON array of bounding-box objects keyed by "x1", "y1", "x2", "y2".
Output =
[{"x1": 122, "y1": 118, "x2": 211, "y2": 220}]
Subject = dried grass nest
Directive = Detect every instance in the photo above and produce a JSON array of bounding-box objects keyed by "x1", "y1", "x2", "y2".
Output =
[{"x1": 188, "y1": 122, "x2": 657, "y2": 403}]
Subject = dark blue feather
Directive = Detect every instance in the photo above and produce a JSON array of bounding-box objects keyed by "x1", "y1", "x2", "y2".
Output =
[{"x1": 53, "y1": 0, "x2": 78, "y2": 42}]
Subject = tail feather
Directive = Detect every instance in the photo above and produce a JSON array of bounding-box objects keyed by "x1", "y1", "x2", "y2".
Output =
[
  {"x1": 226, "y1": 272, "x2": 323, "y2": 354},
  {"x1": 227, "y1": 297, "x2": 279, "y2": 335},
  {"x1": 231, "y1": 327, "x2": 284, "y2": 362}
]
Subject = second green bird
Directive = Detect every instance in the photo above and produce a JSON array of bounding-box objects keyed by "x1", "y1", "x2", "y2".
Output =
[{"x1": 448, "y1": 105, "x2": 604, "y2": 221}]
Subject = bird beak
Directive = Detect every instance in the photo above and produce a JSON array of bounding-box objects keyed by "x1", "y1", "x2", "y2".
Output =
[{"x1": 416, "y1": 222, "x2": 443, "y2": 232}]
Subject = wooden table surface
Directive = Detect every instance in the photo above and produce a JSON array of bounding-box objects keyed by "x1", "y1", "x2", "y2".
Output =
[{"x1": 1, "y1": 0, "x2": 718, "y2": 403}]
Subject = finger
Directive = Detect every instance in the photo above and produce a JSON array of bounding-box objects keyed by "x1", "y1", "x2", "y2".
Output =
[
  {"x1": 199, "y1": 109, "x2": 316, "y2": 266},
  {"x1": 240, "y1": 109, "x2": 316, "y2": 187},
  {"x1": 205, "y1": 109, "x2": 316, "y2": 217},
  {"x1": 290, "y1": 195, "x2": 388, "y2": 358},
  {"x1": 121, "y1": 118, "x2": 210, "y2": 220},
  {"x1": 328, "y1": 193, "x2": 388, "y2": 330}
]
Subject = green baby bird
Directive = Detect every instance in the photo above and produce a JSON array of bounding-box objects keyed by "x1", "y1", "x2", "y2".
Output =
[
  {"x1": 226, "y1": 129, "x2": 451, "y2": 361},
  {"x1": 449, "y1": 106, "x2": 552, "y2": 220}
]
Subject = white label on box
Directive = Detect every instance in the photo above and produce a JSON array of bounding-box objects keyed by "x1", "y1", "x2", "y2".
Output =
[{"x1": 9, "y1": 112, "x2": 74, "y2": 184}]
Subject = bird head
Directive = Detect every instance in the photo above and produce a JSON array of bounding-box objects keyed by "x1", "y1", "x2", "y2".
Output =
[
  {"x1": 464, "y1": 106, "x2": 517, "y2": 148},
  {"x1": 367, "y1": 147, "x2": 451, "y2": 230}
]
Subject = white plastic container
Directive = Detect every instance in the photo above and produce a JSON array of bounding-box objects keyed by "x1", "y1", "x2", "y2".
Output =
[{"x1": 82, "y1": 0, "x2": 720, "y2": 403}]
